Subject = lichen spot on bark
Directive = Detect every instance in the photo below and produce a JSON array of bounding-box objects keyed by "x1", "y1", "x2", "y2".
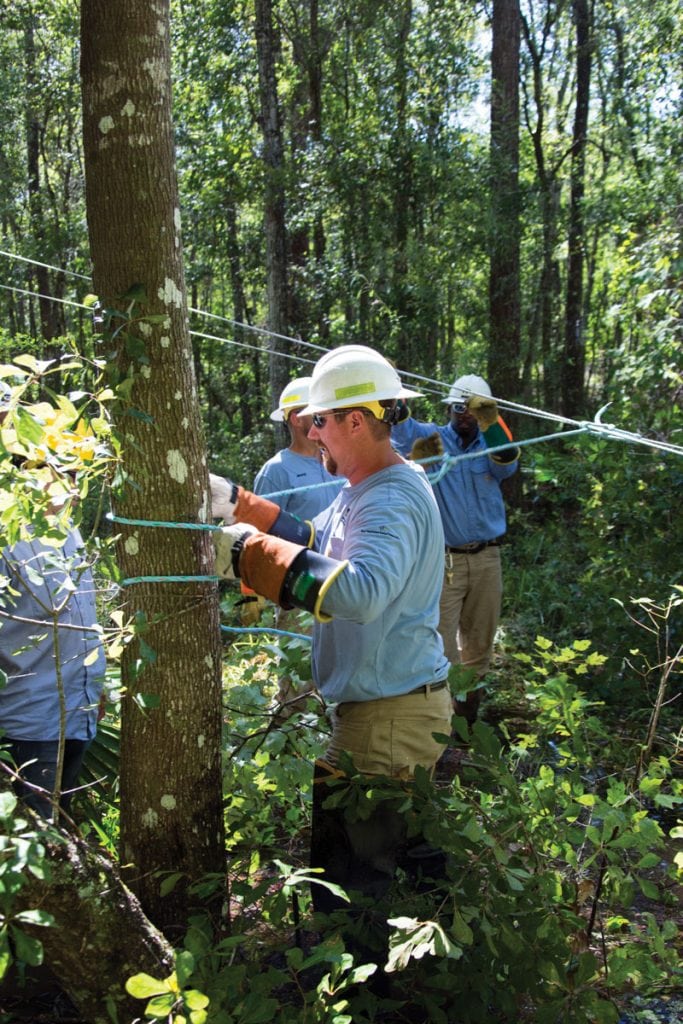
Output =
[
  {"x1": 142, "y1": 57, "x2": 166, "y2": 91},
  {"x1": 197, "y1": 734, "x2": 205, "y2": 749},
  {"x1": 158, "y1": 277, "x2": 183, "y2": 308},
  {"x1": 141, "y1": 807, "x2": 159, "y2": 828},
  {"x1": 121, "y1": 99, "x2": 136, "y2": 117},
  {"x1": 160, "y1": 335, "x2": 170, "y2": 348},
  {"x1": 182, "y1": 417, "x2": 189, "y2": 429},
  {"x1": 141, "y1": 365, "x2": 151, "y2": 379},
  {"x1": 124, "y1": 534, "x2": 139, "y2": 556},
  {"x1": 174, "y1": 390, "x2": 182, "y2": 400},
  {"x1": 167, "y1": 449, "x2": 188, "y2": 483},
  {"x1": 139, "y1": 320, "x2": 152, "y2": 337},
  {"x1": 99, "y1": 115, "x2": 114, "y2": 135},
  {"x1": 160, "y1": 794, "x2": 177, "y2": 811}
]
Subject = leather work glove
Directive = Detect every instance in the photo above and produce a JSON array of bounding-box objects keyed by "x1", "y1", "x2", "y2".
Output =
[
  {"x1": 410, "y1": 431, "x2": 443, "y2": 464},
  {"x1": 213, "y1": 523, "x2": 258, "y2": 579},
  {"x1": 467, "y1": 398, "x2": 519, "y2": 464},
  {"x1": 213, "y1": 524, "x2": 348, "y2": 622},
  {"x1": 467, "y1": 394, "x2": 499, "y2": 432},
  {"x1": 210, "y1": 473, "x2": 238, "y2": 523},
  {"x1": 210, "y1": 473, "x2": 314, "y2": 546}
]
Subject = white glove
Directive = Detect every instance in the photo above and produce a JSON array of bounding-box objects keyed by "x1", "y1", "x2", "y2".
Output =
[
  {"x1": 210, "y1": 473, "x2": 238, "y2": 523},
  {"x1": 213, "y1": 523, "x2": 258, "y2": 579}
]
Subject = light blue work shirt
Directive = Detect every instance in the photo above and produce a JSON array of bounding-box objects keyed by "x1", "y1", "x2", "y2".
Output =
[
  {"x1": 310, "y1": 462, "x2": 449, "y2": 704},
  {"x1": 0, "y1": 530, "x2": 105, "y2": 742},
  {"x1": 254, "y1": 448, "x2": 343, "y2": 520},
  {"x1": 392, "y1": 419, "x2": 518, "y2": 547}
]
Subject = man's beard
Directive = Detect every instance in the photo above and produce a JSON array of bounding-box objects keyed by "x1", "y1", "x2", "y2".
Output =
[{"x1": 321, "y1": 448, "x2": 338, "y2": 476}]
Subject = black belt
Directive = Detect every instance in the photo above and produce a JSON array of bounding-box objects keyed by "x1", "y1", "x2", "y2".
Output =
[
  {"x1": 410, "y1": 680, "x2": 448, "y2": 695},
  {"x1": 445, "y1": 539, "x2": 500, "y2": 555}
]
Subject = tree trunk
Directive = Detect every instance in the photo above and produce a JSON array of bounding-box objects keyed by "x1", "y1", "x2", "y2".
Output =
[
  {"x1": 489, "y1": 0, "x2": 521, "y2": 411},
  {"x1": 80, "y1": 0, "x2": 226, "y2": 937},
  {"x1": 255, "y1": 0, "x2": 290, "y2": 436},
  {"x1": 392, "y1": 0, "x2": 414, "y2": 370},
  {"x1": 15, "y1": 829, "x2": 174, "y2": 1024},
  {"x1": 24, "y1": 16, "x2": 62, "y2": 346},
  {"x1": 562, "y1": 0, "x2": 592, "y2": 417}
]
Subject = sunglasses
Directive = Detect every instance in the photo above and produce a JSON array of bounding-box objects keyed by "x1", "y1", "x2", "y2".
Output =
[{"x1": 311, "y1": 409, "x2": 355, "y2": 429}]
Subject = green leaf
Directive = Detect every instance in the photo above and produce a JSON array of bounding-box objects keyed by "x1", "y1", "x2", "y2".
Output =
[
  {"x1": 637, "y1": 877, "x2": 659, "y2": 900},
  {"x1": 0, "y1": 791, "x2": 17, "y2": 819},
  {"x1": 9, "y1": 926, "x2": 44, "y2": 967},
  {"x1": 146, "y1": 992, "x2": 176, "y2": 1016},
  {"x1": 13, "y1": 909, "x2": 54, "y2": 928},
  {"x1": 175, "y1": 950, "x2": 195, "y2": 988},
  {"x1": 451, "y1": 909, "x2": 474, "y2": 946},
  {"x1": 159, "y1": 872, "x2": 185, "y2": 897},
  {"x1": 13, "y1": 406, "x2": 44, "y2": 445},
  {"x1": 635, "y1": 852, "x2": 661, "y2": 869},
  {"x1": 183, "y1": 989, "x2": 209, "y2": 1011},
  {"x1": 0, "y1": 930, "x2": 12, "y2": 979},
  {"x1": 125, "y1": 972, "x2": 170, "y2": 999}
]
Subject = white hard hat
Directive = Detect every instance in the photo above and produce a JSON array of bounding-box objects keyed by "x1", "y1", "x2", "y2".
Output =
[
  {"x1": 300, "y1": 345, "x2": 421, "y2": 415},
  {"x1": 442, "y1": 373, "x2": 492, "y2": 406},
  {"x1": 270, "y1": 376, "x2": 313, "y2": 422}
]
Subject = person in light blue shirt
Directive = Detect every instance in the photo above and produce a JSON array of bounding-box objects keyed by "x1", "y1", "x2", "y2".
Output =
[
  {"x1": 0, "y1": 528, "x2": 106, "y2": 819},
  {"x1": 391, "y1": 373, "x2": 519, "y2": 725},
  {"x1": 309, "y1": 461, "x2": 449, "y2": 710},
  {"x1": 253, "y1": 376, "x2": 342, "y2": 520},
  {"x1": 248, "y1": 376, "x2": 343, "y2": 636},
  {"x1": 211, "y1": 345, "x2": 452, "y2": 930}
]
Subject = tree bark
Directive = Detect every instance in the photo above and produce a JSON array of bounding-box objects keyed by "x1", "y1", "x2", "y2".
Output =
[
  {"x1": 16, "y1": 830, "x2": 174, "y2": 1024},
  {"x1": 80, "y1": 0, "x2": 226, "y2": 936},
  {"x1": 255, "y1": 0, "x2": 290, "y2": 436},
  {"x1": 562, "y1": 0, "x2": 592, "y2": 417},
  {"x1": 489, "y1": 0, "x2": 521, "y2": 411}
]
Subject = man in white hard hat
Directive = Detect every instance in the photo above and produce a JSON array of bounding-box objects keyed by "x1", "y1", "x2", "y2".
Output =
[
  {"x1": 210, "y1": 345, "x2": 451, "y2": 933},
  {"x1": 391, "y1": 373, "x2": 519, "y2": 727},
  {"x1": 250, "y1": 376, "x2": 342, "y2": 689},
  {"x1": 254, "y1": 376, "x2": 341, "y2": 520}
]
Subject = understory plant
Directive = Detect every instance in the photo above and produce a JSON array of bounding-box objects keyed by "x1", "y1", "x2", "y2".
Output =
[{"x1": 122, "y1": 633, "x2": 681, "y2": 1024}]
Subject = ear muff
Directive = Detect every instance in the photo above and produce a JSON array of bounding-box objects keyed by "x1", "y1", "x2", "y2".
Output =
[{"x1": 383, "y1": 402, "x2": 402, "y2": 425}]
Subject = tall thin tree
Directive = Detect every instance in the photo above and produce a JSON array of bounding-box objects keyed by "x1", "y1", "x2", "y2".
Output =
[
  {"x1": 562, "y1": 0, "x2": 592, "y2": 417},
  {"x1": 81, "y1": 0, "x2": 226, "y2": 934},
  {"x1": 255, "y1": 0, "x2": 291, "y2": 429},
  {"x1": 489, "y1": 0, "x2": 521, "y2": 411}
]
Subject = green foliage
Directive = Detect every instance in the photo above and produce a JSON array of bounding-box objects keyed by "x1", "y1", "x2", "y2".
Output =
[
  {"x1": 507, "y1": 432, "x2": 682, "y2": 721},
  {"x1": 0, "y1": 791, "x2": 54, "y2": 980},
  {"x1": 117, "y1": 631, "x2": 680, "y2": 1023},
  {"x1": 126, "y1": 950, "x2": 210, "y2": 1023}
]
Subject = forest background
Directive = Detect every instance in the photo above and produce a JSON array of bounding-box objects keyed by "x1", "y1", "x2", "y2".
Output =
[{"x1": 0, "y1": 1, "x2": 680, "y2": 1023}]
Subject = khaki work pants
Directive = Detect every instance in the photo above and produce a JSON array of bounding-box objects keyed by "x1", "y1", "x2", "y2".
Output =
[
  {"x1": 311, "y1": 686, "x2": 452, "y2": 919},
  {"x1": 438, "y1": 545, "x2": 503, "y2": 721}
]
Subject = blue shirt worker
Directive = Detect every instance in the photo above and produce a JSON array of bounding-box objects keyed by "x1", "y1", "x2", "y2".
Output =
[
  {"x1": 250, "y1": 376, "x2": 342, "y2": 638},
  {"x1": 254, "y1": 376, "x2": 341, "y2": 520},
  {"x1": 0, "y1": 528, "x2": 106, "y2": 820},
  {"x1": 210, "y1": 345, "x2": 451, "y2": 930},
  {"x1": 392, "y1": 374, "x2": 519, "y2": 726}
]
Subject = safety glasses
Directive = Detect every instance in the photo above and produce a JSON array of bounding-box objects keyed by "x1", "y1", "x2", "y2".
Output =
[{"x1": 311, "y1": 409, "x2": 354, "y2": 429}]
